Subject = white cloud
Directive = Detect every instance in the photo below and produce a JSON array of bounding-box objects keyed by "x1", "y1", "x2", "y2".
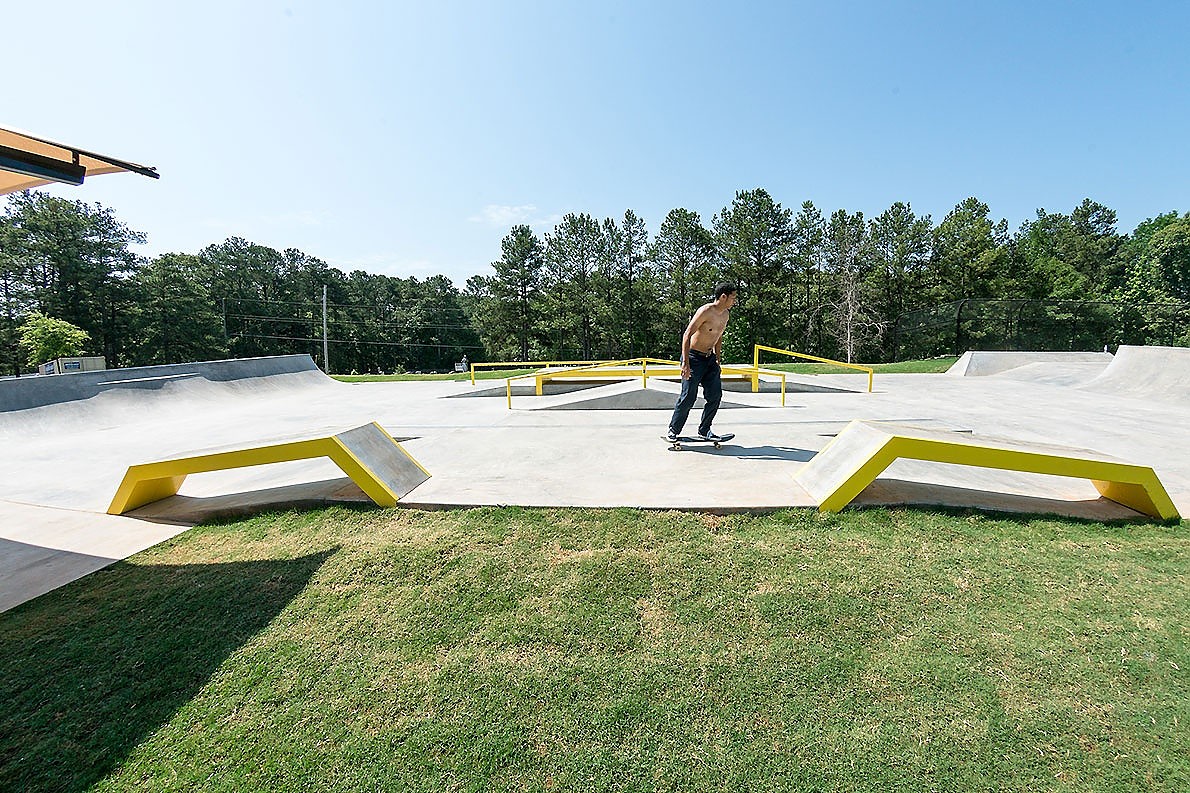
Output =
[
  {"x1": 468, "y1": 204, "x2": 561, "y2": 231},
  {"x1": 335, "y1": 253, "x2": 438, "y2": 277}
]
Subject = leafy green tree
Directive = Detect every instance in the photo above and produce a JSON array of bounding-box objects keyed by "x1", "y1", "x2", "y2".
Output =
[
  {"x1": 930, "y1": 197, "x2": 1009, "y2": 301},
  {"x1": 713, "y1": 189, "x2": 792, "y2": 351},
  {"x1": 1, "y1": 191, "x2": 144, "y2": 365},
  {"x1": 651, "y1": 208, "x2": 716, "y2": 356},
  {"x1": 481, "y1": 225, "x2": 545, "y2": 360},
  {"x1": 17, "y1": 312, "x2": 90, "y2": 368},
  {"x1": 615, "y1": 209, "x2": 651, "y2": 356},
  {"x1": 0, "y1": 213, "x2": 22, "y2": 375},
  {"x1": 788, "y1": 201, "x2": 827, "y2": 352},
  {"x1": 544, "y1": 213, "x2": 603, "y2": 358},
  {"x1": 1147, "y1": 216, "x2": 1190, "y2": 300},
  {"x1": 126, "y1": 254, "x2": 227, "y2": 365},
  {"x1": 1068, "y1": 199, "x2": 1125, "y2": 292},
  {"x1": 865, "y1": 202, "x2": 932, "y2": 360},
  {"x1": 197, "y1": 237, "x2": 290, "y2": 359}
]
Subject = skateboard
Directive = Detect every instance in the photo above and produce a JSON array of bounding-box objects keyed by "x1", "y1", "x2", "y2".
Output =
[{"x1": 662, "y1": 433, "x2": 735, "y2": 450}]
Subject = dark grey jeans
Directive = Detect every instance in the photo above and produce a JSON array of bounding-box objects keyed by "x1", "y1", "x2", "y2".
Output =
[{"x1": 667, "y1": 349, "x2": 722, "y2": 436}]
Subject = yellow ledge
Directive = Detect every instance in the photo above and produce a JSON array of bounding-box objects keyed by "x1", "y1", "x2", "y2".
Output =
[
  {"x1": 795, "y1": 421, "x2": 1179, "y2": 520},
  {"x1": 108, "y1": 422, "x2": 430, "y2": 515}
]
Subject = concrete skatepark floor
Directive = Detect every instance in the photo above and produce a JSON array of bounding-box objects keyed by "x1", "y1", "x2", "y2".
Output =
[{"x1": 1, "y1": 348, "x2": 1187, "y2": 611}]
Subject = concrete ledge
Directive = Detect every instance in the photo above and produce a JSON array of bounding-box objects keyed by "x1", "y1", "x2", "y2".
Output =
[
  {"x1": 108, "y1": 422, "x2": 429, "y2": 514},
  {"x1": 795, "y1": 420, "x2": 1179, "y2": 520}
]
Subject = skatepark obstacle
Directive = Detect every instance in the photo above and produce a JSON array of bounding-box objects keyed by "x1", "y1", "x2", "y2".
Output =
[
  {"x1": 795, "y1": 421, "x2": 1179, "y2": 520},
  {"x1": 500, "y1": 357, "x2": 789, "y2": 408},
  {"x1": 752, "y1": 345, "x2": 874, "y2": 392},
  {"x1": 108, "y1": 422, "x2": 430, "y2": 515}
]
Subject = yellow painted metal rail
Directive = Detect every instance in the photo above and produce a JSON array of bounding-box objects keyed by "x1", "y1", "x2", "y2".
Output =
[
  {"x1": 753, "y1": 344, "x2": 874, "y2": 392},
  {"x1": 501, "y1": 357, "x2": 789, "y2": 409},
  {"x1": 795, "y1": 421, "x2": 1179, "y2": 520},
  {"x1": 469, "y1": 360, "x2": 611, "y2": 385},
  {"x1": 108, "y1": 422, "x2": 430, "y2": 515}
]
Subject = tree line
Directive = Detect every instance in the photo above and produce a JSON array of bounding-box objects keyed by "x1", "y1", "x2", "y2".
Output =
[
  {"x1": 2, "y1": 189, "x2": 1188, "y2": 376},
  {"x1": 467, "y1": 191, "x2": 1190, "y2": 363},
  {"x1": 0, "y1": 191, "x2": 481, "y2": 375}
]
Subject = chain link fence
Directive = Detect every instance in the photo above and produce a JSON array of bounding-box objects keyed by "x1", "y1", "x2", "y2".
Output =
[{"x1": 895, "y1": 299, "x2": 1190, "y2": 359}]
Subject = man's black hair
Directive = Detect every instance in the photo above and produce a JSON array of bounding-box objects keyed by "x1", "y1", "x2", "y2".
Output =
[{"x1": 713, "y1": 283, "x2": 738, "y2": 300}]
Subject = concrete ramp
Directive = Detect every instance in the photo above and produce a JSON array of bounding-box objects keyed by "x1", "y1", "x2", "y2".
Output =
[
  {"x1": 947, "y1": 350, "x2": 1112, "y2": 377},
  {"x1": 445, "y1": 381, "x2": 598, "y2": 398},
  {"x1": 528, "y1": 380, "x2": 753, "y2": 411},
  {"x1": 1080, "y1": 345, "x2": 1190, "y2": 406},
  {"x1": 988, "y1": 361, "x2": 1113, "y2": 387},
  {"x1": 795, "y1": 420, "x2": 1178, "y2": 520},
  {"x1": 0, "y1": 354, "x2": 334, "y2": 413}
]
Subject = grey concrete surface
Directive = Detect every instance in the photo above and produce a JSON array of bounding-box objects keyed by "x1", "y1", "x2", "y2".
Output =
[
  {"x1": 947, "y1": 350, "x2": 1113, "y2": 377},
  {"x1": 1, "y1": 350, "x2": 1187, "y2": 612}
]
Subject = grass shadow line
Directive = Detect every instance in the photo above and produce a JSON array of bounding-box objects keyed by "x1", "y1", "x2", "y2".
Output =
[{"x1": 0, "y1": 548, "x2": 337, "y2": 792}]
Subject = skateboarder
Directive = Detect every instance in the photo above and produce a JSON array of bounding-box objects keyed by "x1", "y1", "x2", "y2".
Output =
[{"x1": 667, "y1": 283, "x2": 737, "y2": 443}]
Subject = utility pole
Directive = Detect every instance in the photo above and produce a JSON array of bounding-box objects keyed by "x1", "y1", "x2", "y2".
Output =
[{"x1": 322, "y1": 284, "x2": 329, "y2": 373}]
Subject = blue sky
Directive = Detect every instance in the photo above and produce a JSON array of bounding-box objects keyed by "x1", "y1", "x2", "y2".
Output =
[{"x1": 7, "y1": 1, "x2": 1188, "y2": 284}]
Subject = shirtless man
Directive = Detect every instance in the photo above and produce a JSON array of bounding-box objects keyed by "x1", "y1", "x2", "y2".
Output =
[{"x1": 666, "y1": 283, "x2": 738, "y2": 442}]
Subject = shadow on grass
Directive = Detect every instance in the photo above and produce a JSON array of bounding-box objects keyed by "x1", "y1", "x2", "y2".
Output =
[{"x1": 0, "y1": 549, "x2": 336, "y2": 793}]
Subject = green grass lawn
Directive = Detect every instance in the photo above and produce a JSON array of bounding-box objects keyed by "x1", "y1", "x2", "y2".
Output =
[
  {"x1": 333, "y1": 358, "x2": 958, "y2": 382},
  {"x1": 2, "y1": 506, "x2": 1185, "y2": 792},
  {"x1": 760, "y1": 356, "x2": 959, "y2": 375}
]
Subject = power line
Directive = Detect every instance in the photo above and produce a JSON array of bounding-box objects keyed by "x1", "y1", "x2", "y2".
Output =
[
  {"x1": 235, "y1": 332, "x2": 483, "y2": 350},
  {"x1": 223, "y1": 295, "x2": 473, "y2": 315},
  {"x1": 225, "y1": 312, "x2": 477, "y2": 332}
]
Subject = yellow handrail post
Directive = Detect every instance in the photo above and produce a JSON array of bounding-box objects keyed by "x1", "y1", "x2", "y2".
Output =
[
  {"x1": 781, "y1": 373, "x2": 786, "y2": 407},
  {"x1": 470, "y1": 364, "x2": 476, "y2": 386},
  {"x1": 506, "y1": 377, "x2": 512, "y2": 410},
  {"x1": 642, "y1": 359, "x2": 647, "y2": 389}
]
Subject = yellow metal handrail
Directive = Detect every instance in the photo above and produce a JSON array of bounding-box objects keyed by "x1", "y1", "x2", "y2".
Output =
[
  {"x1": 503, "y1": 357, "x2": 789, "y2": 408},
  {"x1": 753, "y1": 344, "x2": 873, "y2": 392},
  {"x1": 504, "y1": 357, "x2": 642, "y2": 408},
  {"x1": 470, "y1": 359, "x2": 612, "y2": 385}
]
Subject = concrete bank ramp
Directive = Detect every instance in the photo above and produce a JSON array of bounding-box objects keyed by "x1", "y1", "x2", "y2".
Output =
[
  {"x1": 947, "y1": 350, "x2": 1113, "y2": 377},
  {"x1": 445, "y1": 381, "x2": 598, "y2": 398},
  {"x1": 0, "y1": 354, "x2": 334, "y2": 413},
  {"x1": 1080, "y1": 345, "x2": 1190, "y2": 405},
  {"x1": 526, "y1": 380, "x2": 753, "y2": 410},
  {"x1": 987, "y1": 361, "x2": 1114, "y2": 387}
]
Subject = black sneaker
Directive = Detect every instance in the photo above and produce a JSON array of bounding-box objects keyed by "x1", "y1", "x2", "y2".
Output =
[
  {"x1": 698, "y1": 430, "x2": 726, "y2": 442},
  {"x1": 666, "y1": 430, "x2": 679, "y2": 443}
]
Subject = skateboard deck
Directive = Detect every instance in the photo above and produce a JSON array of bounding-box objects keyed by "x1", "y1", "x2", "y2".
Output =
[{"x1": 662, "y1": 433, "x2": 735, "y2": 450}]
